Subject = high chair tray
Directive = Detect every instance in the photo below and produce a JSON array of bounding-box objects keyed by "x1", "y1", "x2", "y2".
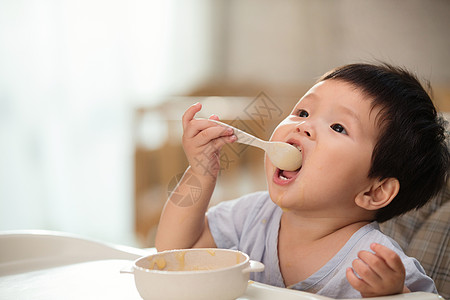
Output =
[{"x1": 0, "y1": 231, "x2": 442, "y2": 300}]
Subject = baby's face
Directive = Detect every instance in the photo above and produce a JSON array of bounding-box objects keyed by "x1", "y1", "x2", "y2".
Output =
[{"x1": 265, "y1": 79, "x2": 382, "y2": 216}]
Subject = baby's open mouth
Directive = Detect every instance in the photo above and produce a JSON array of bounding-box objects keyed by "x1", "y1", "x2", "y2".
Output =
[
  {"x1": 277, "y1": 167, "x2": 301, "y2": 181},
  {"x1": 274, "y1": 142, "x2": 302, "y2": 184}
]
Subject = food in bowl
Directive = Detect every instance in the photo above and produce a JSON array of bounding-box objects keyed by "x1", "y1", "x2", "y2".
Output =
[{"x1": 121, "y1": 248, "x2": 264, "y2": 300}]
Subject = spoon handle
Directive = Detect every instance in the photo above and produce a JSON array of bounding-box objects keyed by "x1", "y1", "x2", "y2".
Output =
[{"x1": 209, "y1": 120, "x2": 267, "y2": 150}]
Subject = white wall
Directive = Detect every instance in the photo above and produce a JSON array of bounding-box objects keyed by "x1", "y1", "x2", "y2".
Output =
[
  {"x1": 221, "y1": 0, "x2": 450, "y2": 91},
  {"x1": 0, "y1": 0, "x2": 215, "y2": 246}
]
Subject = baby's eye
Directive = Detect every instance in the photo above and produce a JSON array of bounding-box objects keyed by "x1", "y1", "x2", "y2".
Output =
[
  {"x1": 296, "y1": 109, "x2": 309, "y2": 118},
  {"x1": 331, "y1": 123, "x2": 347, "y2": 135}
]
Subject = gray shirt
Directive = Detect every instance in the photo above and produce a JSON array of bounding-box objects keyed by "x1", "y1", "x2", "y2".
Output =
[{"x1": 207, "y1": 191, "x2": 437, "y2": 298}]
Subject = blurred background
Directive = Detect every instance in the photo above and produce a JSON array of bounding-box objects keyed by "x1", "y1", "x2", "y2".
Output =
[{"x1": 1, "y1": 0, "x2": 449, "y2": 247}]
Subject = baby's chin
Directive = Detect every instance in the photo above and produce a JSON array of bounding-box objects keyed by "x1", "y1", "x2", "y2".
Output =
[{"x1": 267, "y1": 187, "x2": 292, "y2": 213}]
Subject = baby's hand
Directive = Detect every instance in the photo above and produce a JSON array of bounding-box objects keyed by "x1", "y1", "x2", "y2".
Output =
[
  {"x1": 182, "y1": 102, "x2": 236, "y2": 178},
  {"x1": 346, "y1": 243, "x2": 409, "y2": 297}
]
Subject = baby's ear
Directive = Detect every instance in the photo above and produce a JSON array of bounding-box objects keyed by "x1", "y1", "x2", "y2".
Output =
[{"x1": 355, "y1": 178, "x2": 400, "y2": 210}]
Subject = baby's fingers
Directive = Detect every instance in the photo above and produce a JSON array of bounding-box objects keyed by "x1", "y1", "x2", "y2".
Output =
[
  {"x1": 182, "y1": 102, "x2": 202, "y2": 130},
  {"x1": 370, "y1": 243, "x2": 405, "y2": 273},
  {"x1": 357, "y1": 250, "x2": 391, "y2": 279},
  {"x1": 352, "y1": 254, "x2": 383, "y2": 283},
  {"x1": 346, "y1": 267, "x2": 372, "y2": 294},
  {"x1": 184, "y1": 120, "x2": 234, "y2": 147}
]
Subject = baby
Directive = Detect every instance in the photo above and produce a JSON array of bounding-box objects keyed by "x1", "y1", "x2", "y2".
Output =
[{"x1": 155, "y1": 63, "x2": 449, "y2": 298}]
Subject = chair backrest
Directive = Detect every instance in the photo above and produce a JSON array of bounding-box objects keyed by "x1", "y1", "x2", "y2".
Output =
[
  {"x1": 0, "y1": 230, "x2": 150, "y2": 275},
  {"x1": 380, "y1": 112, "x2": 450, "y2": 299}
]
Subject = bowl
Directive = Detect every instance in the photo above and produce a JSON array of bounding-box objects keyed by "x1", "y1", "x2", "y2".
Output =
[{"x1": 121, "y1": 248, "x2": 264, "y2": 300}]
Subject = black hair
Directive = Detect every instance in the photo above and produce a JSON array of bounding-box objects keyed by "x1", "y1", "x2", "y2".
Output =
[{"x1": 319, "y1": 63, "x2": 449, "y2": 222}]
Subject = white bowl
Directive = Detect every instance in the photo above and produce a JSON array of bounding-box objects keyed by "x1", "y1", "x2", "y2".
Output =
[{"x1": 121, "y1": 248, "x2": 264, "y2": 300}]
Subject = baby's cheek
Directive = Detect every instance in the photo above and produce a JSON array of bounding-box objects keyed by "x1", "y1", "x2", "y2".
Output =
[
  {"x1": 269, "y1": 121, "x2": 291, "y2": 141},
  {"x1": 264, "y1": 154, "x2": 274, "y2": 174}
]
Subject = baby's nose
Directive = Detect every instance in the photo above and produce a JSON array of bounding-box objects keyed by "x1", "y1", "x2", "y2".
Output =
[{"x1": 295, "y1": 122, "x2": 314, "y2": 138}]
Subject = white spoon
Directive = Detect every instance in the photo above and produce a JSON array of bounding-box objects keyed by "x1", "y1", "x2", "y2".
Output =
[{"x1": 210, "y1": 119, "x2": 302, "y2": 171}]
